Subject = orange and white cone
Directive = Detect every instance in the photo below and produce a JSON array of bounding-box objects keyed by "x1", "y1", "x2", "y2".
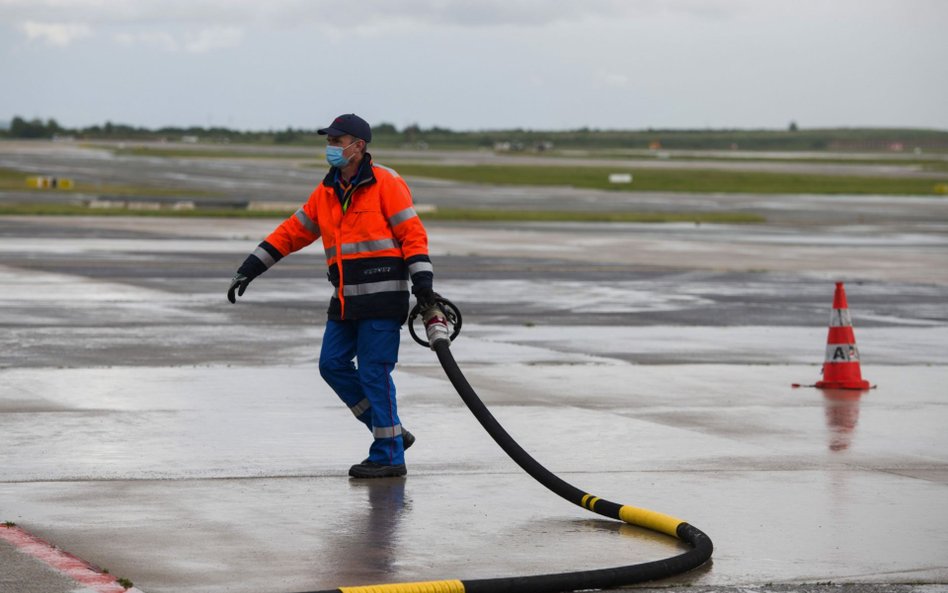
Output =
[{"x1": 814, "y1": 282, "x2": 872, "y2": 390}]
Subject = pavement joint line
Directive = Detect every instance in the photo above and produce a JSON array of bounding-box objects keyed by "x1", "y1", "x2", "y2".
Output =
[
  {"x1": 0, "y1": 524, "x2": 145, "y2": 593},
  {"x1": 0, "y1": 466, "x2": 915, "y2": 486}
]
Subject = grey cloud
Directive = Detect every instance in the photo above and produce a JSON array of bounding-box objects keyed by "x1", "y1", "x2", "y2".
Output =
[{"x1": 0, "y1": 0, "x2": 745, "y2": 29}]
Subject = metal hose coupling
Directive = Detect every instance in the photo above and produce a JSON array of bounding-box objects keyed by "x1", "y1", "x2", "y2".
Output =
[
  {"x1": 422, "y1": 304, "x2": 451, "y2": 349},
  {"x1": 408, "y1": 297, "x2": 463, "y2": 349}
]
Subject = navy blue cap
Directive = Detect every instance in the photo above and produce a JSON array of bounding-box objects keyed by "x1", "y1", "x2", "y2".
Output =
[{"x1": 317, "y1": 113, "x2": 372, "y2": 143}]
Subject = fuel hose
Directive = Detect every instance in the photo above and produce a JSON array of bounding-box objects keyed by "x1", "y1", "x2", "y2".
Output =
[{"x1": 302, "y1": 299, "x2": 713, "y2": 593}]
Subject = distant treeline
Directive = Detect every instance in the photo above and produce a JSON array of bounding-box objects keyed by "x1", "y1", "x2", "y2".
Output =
[{"x1": 4, "y1": 115, "x2": 948, "y2": 152}]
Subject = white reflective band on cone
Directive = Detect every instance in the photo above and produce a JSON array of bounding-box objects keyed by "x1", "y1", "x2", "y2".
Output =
[
  {"x1": 825, "y1": 343, "x2": 860, "y2": 362},
  {"x1": 829, "y1": 309, "x2": 853, "y2": 327}
]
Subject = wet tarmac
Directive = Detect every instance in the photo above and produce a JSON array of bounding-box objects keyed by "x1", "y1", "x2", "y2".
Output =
[{"x1": 1, "y1": 145, "x2": 947, "y2": 593}]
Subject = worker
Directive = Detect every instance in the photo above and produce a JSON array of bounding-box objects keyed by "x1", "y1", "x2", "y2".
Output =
[{"x1": 227, "y1": 113, "x2": 439, "y2": 478}]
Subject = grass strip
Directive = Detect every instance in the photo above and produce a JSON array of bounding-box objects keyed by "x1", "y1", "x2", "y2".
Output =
[
  {"x1": 511, "y1": 149, "x2": 948, "y2": 171},
  {"x1": 388, "y1": 162, "x2": 947, "y2": 195},
  {"x1": 0, "y1": 203, "x2": 294, "y2": 217},
  {"x1": 90, "y1": 145, "x2": 315, "y2": 159},
  {"x1": 422, "y1": 207, "x2": 763, "y2": 224}
]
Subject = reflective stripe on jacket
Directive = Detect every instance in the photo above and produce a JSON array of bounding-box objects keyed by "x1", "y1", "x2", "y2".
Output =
[{"x1": 258, "y1": 155, "x2": 432, "y2": 320}]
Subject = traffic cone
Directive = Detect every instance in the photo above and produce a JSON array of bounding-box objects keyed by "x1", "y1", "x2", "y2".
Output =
[{"x1": 814, "y1": 282, "x2": 872, "y2": 390}]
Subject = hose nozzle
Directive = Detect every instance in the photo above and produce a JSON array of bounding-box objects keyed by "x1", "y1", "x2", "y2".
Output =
[
  {"x1": 408, "y1": 297, "x2": 462, "y2": 349},
  {"x1": 421, "y1": 305, "x2": 451, "y2": 349}
]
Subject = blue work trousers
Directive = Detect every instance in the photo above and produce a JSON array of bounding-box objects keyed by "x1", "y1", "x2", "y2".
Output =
[{"x1": 319, "y1": 317, "x2": 405, "y2": 466}]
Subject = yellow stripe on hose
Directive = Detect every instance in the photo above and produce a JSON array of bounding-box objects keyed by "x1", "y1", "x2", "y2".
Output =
[
  {"x1": 580, "y1": 494, "x2": 600, "y2": 510},
  {"x1": 618, "y1": 505, "x2": 684, "y2": 538},
  {"x1": 339, "y1": 580, "x2": 464, "y2": 593}
]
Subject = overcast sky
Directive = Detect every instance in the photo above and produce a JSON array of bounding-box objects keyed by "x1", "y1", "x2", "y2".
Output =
[{"x1": 1, "y1": 0, "x2": 946, "y2": 131}]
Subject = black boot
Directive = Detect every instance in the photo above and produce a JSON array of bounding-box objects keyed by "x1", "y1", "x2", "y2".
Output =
[{"x1": 348, "y1": 460, "x2": 407, "y2": 479}]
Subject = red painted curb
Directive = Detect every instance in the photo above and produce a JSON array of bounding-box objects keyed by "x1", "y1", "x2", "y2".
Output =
[{"x1": 0, "y1": 525, "x2": 142, "y2": 593}]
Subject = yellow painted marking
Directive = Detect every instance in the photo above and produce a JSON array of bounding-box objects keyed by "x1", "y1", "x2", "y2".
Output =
[
  {"x1": 618, "y1": 505, "x2": 684, "y2": 538},
  {"x1": 579, "y1": 493, "x2": 600, "y2": 510},
  {"x1": 339, "y1": 579, "x2": 465, "y2": 593},
  {"x1": 26, "y1": 176, "x2": 74, "y2": 190}
]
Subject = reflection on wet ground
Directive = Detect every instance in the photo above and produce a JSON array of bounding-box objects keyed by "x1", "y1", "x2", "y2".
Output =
[
  {"x1": 322, "y1": 480, "x2": 409, "y2": 585},
  {"x1": 823, "y1": 390, "x2": 865, "y2": 452}
]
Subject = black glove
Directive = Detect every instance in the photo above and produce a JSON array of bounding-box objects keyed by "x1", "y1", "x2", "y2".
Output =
[
  {"x1": 412, "y1": 285, "x2": 440, "y2": 310},
  {"x1": 228, "y1": 246, "x2": 272, "y2": 304},
  {"x1": 227, "y1": 273, "x2": 253, "y2": 304}
]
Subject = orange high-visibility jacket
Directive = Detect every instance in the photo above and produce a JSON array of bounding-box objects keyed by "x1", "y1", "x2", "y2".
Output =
[{"x1": 249, "y1": 156, "x2": 432, "y2": 320}]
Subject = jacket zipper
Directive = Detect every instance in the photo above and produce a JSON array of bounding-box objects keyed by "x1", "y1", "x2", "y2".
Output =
[{"x1": 334, "y1": 177, "x2": 370, "y2": 319}]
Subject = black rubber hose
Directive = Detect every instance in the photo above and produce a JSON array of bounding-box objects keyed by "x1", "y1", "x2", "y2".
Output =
[
  {"x1": 298, "y1": 318, "x2": 713, "y2": 593},
  {"x1": 432, "y1": 340, "x2": 713, "y2": 593}
]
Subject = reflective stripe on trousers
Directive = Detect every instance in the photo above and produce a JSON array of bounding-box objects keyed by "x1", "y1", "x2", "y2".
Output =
[
  {"x1": 373, "y1": 424, "x2": 403, "y2": 439},
  {"x1": 349, "y1": 398, "x2": 371, "y2": 418}
]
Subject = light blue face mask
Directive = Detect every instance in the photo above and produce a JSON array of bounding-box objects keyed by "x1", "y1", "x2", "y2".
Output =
[{"x1": 325, "y1": 141, "x2": 357, "y2": 168}]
